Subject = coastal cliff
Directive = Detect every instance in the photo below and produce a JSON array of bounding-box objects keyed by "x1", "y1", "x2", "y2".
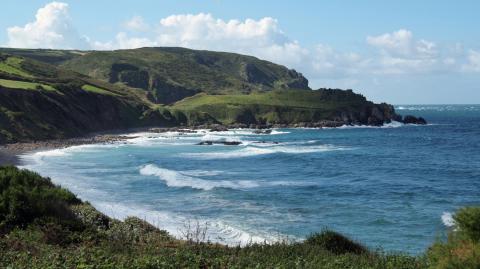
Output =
[{"x1": 0, "y1": 47, "x2": 425, "y2": 144}]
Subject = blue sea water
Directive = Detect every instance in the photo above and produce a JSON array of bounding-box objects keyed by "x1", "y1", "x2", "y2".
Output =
[{"x1": 20, "y1": 105, "x2": 480, "y2": 254}]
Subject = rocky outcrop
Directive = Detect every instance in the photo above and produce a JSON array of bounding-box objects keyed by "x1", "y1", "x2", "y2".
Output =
[
  {"x1": 197, "y1": 141, "x2": 242, "y2": 146},
  {"x1": 109, "y1": 63, "x2": 150, "y2": 90},
  {"x1": 150, "y1": 79, "x2": 199, "y2": 104},
  {"x1": 402, "y1": 115, "x2": 427, "y2": 125}
]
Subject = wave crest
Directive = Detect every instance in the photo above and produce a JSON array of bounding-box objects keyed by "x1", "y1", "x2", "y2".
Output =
[
  {"x1": 441, "y1": 212, "x2": 455, "y2": 227},
  {"x1": 139, "y1": 164, "x2": 259, "y2": 190},
  {"x1": 183, "y1": 144, "x2": 347, "y2": 159}
]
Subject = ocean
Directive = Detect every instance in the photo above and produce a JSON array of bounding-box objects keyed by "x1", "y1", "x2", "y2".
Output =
[{"x1": 20, "y1": 105, "x2": 480, "y2": 254}]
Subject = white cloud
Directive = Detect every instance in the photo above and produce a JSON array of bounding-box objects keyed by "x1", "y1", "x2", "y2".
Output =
[
  {"x1": 311, "y1": 44, "x2": 370, "y2": 78},
  {"x1": 93, "y1": 32, "x2": 155, "y2": 50},
  {"x1": 365, "y1": 29, "x2": 443, "y2": 74},
  {"x1": 5, "y1": 2, "x2": 480, "y2": 85},
  {"x1": 367, "y1": 29, "x2": 414, "y2": 56},
  {"x1": 94, "y1": 13, "x2": 305, "y2": 68},
  {"x1": 6, "y1": 2, "x2": 88, "y2": 49},
  {"x1": 124, "y1": 16, "x2": 149, "y2": 32},
  {"x1": 462, "y1": 50, "x2": 480, "y2": 72}
]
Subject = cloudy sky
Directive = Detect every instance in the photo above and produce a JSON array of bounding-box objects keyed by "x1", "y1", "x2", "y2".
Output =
[{"x1": 1, "y1": 0, "x2": 479, "y2": 104}]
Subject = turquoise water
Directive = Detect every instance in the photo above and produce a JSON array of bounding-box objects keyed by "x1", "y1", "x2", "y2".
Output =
[{"x1": 20, "y1": 105, "x2": 480, "y2": 254}]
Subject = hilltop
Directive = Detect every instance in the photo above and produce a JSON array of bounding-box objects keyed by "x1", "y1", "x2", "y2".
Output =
[{"x1": 0, "y1": 47, "x2": 425, "y2": 143}]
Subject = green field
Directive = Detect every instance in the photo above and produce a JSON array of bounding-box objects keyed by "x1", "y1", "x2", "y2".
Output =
[
  {"x1": 0, "y1": 57, "x2": 33, "y2": 78},
  {"x1": 170, "y1": 89, "x2": 372, "y2": 125},
  {"x1": 81, "y1": 84, "x2": 118, "y2": 96},
  {"x1": 0, "y1": 79, "x2": 56, "y2": 92},
  {"x1": 173, "y1": 90, "x2": 366, "y2": 110}
]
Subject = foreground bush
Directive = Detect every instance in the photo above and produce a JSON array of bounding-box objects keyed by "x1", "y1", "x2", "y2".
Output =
[
  {"x1": 0, "y1": 166, "x2": 81, "y2": 234},
  {"x1": 454, "y1": 207, "x2": 480, "y2": 242},
  {"x1": 306, "y1": 230, "x2": 367, "y2": 255},
  {"x1": 427, "y1": 207, "x2": 480, "y2": 269}
]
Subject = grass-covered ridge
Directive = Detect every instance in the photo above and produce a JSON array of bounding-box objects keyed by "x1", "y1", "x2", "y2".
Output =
[
  {"x1": 0, "y1": 57, "x2": 33, "y2": 78},
  {"x1": 0, "y1": 166, "x2": 428, "y2": 268},
  {"x1": 81, "y1": 84, "x2": 119, "y2": 96},
  {"x1": 0, "y1": 79, "x2": 57, "y2": 92},
  {"x1": 0, "y1": 53, "x2": 185, "y2": 143},
  {"x1": 170, "y1": 89, "x2": 397, "y2": 126},
  {"x1": 2, "y1": 47, "x2": 310, "y2": 104}
]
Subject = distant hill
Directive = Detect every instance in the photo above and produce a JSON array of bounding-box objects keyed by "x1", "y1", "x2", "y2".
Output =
[
  {"x1": 0, "y1": 47, "x2": 419, "y2": 144},
  {"x1": 59, "y1": 47, "x2": 310, "y2": 104}
]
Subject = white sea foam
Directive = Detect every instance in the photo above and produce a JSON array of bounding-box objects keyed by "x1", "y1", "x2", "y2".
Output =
[
  {"x1": 441, "y1": 212, "x2": 455, "y2": 227},
  {"x1": 200, "y1": 133, "x2": 242, "y2": 143},
  {"x1": 396, "y1": 105, "x2": 480, "y2": 112},
  {"x1": 92, "y1": 200, "x2": 275, "y2": 245},
  {"x1": 19, "y1": 142, "x2": 130, "y2": 165},
  {"x1": 180, "y1": 170, "x2": 224, "y2": 177},
  {"x1": 333, "y1": 121, "x2": 405, "y2": 129},
  {"x1": 139, "y1": 164, "x2": 260, "y2": 190},
  {"x1": 183, "y1": 144, "x2": 346, "y2": 159}
]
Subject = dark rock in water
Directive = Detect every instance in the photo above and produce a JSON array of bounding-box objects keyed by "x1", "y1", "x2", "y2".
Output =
[
  {"x1": 403, "y1": 115, "x2": 427, "y2": 125},
  {"x1": 209, "y1": 125, "x2": 229, "y2": 132},
  {"x1": 253, "y1": 129, "x2": 272, "y2": 134},
  {"x1": 223, "y1": 141, "x2": 242, "y2": 145},
  {"x1": 197, "y1": 140, "x2": 242, "y2": 146},
  {"x1": 254, "y1": 141, "x2": 279, "y2": 145}
]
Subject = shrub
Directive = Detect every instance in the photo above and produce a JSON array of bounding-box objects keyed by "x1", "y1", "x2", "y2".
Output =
[
  {"x1": 454, "y1": 207, "x2": 480, "y2": 242},
  {"x1": 0, "y1": 166, "x2": 81, "y2": 233},
  {"x1": 427, "y1": 206, "x2": 480, "y2": 268},
  {"x1": 305, "y1": 229, "x2": 368, "y2": 255}
]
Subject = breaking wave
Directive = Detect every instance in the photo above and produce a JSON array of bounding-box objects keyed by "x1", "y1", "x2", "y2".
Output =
[
  {"x1": 441, "y1": 212, "x2": 455, "y2": 227},
  {"x1": 139, "y1": 164, "x2": 260, "y2": 190},
  {"x1": 182, "y1": 144, "x2": 347, "y2": 159}
]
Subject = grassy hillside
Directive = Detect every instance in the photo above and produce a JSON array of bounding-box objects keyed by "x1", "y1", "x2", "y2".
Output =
[
  {"x1": 57, "y1": 47, "x2": 310, "y2": 104},
  {"x1": 0, "y1": 54, "x2": 183, "y2": 143},
  {"x1": 171, "y1": 89, "x2": 399, "y2": 126}
]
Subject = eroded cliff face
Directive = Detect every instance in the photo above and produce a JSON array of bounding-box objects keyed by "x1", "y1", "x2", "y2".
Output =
[
  {"x1": 108, "y1": 63, "x2": 199, "y2": 104},
  {"x1": 0, "y1": 86, "x2": 185, "y2": 143}
]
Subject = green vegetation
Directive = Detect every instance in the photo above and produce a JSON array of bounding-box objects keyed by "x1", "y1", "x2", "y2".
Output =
[
  {"x1": 170, "y1": 89, "x2": 389, "y2": 125},
  {"x1": 58, "y1": 47, "x2": 310, "y2": 102},
  {"x1": 0, "y1": 56, "x2": 33, "y2": 78},
  {"x1": 0, "y1": 79, "x2": 56, "y2": 92},
  {"x1": 0, "y1": 52, "x2": 178, "y2": 143},
  {"x1": 427, "y1": 207, "x2": 480, "y2": 268},
  {"x1": 0, "y1": 166, "x2": 428, "y2": 268},
  {"x1": 82, "y1": 84, "x2": 118, "y2": 96}
]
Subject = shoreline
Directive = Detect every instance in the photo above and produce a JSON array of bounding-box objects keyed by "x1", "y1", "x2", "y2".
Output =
[
  {"x1": 0, "y1": 120, "x2": 422, "y2": 167},
  {"x1": 0, "y1": 134, "x2": 135, "y2": 166}
]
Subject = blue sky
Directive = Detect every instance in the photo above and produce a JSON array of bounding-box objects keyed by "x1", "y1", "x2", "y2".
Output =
[{"x1": 1, "y1": 0, "x2": 479, "y2": 104}]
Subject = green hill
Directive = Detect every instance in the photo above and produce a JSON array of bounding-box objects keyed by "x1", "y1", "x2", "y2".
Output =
[
  {"x1": 58, "y1": 47, "x2": 310, "y2": 104},
  {"x1": 0, "y1": 47, "x2": 422, "y2": 143},
  {"x1": 170, "y1": 89, "x2": 399, "y2": 126},
  {"x1": 0, "y1": 54, "x2": 181, "y2": 143}
]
